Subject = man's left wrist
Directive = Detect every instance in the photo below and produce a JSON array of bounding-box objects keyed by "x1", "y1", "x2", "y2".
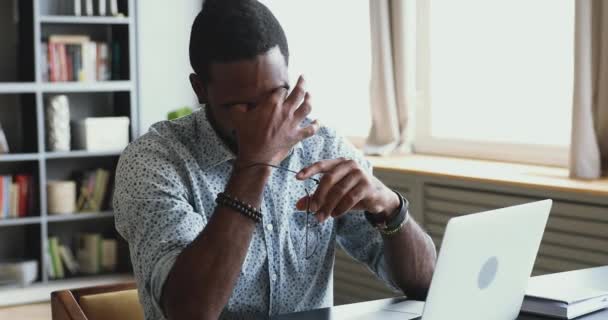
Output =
[
  {"x1": 365, "y1": 190, "x2": 409, "y2": 233},
  {"x1": 379, "y1": 190, "x2": 401, "y2": 221}
]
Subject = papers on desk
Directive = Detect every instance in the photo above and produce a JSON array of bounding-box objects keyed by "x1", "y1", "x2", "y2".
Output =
[{"x1": 521, "y1": 266, "x2": 608, "y2": 319}]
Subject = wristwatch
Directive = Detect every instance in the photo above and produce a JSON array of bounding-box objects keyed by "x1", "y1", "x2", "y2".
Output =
[{"x1": 364, "y1": 190, "x2": 409, "y2": 236}]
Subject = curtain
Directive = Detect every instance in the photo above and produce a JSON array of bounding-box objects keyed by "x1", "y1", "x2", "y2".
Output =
[
  {"x1": 570, "y1": 0, "x2": 608, "y2": 179},
  {"x1": 364, "y1": 0, "x2": 415, "y2": 156}
]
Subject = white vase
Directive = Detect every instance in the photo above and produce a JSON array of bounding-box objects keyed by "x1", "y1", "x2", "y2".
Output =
[{"x1": 46, "y1": 95, "x2": 71, "y2": 152}]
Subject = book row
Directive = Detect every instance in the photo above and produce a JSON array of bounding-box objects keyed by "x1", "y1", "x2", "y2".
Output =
[
  {"x1": 47, "y1": 233, "x2": 118, "y2": 279},
  {"x1": 42, "y1": 34, "x2": 121, "y2": 82}
]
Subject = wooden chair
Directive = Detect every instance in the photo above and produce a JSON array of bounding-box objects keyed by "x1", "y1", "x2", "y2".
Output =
[{"x1": 51, "y1": 282, "x2": 145, "y2": 320}]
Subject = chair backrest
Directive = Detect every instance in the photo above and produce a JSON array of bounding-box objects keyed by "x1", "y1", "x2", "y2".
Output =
[{"x1": 51, "y1": 282, "x2": 144, "y2": 320}]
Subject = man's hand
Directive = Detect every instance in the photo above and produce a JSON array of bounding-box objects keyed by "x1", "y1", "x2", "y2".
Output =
[
  {"x1": 231, "y1": 76, "x2": 320, "y2": 166},
  {"x1": 295, "y1": 158, "x2": 400, "y2": 222}
]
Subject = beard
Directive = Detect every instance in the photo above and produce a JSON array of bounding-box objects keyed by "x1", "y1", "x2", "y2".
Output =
[{"x1": 205, "y1": 105, "x2": 239, "y2": 153}]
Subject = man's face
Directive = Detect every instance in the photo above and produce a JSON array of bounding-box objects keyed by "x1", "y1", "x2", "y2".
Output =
[{"x1": 191, "y1": 46, "x2": 289, "y2": 145}]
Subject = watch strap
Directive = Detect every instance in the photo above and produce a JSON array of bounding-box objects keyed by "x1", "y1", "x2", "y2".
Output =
[{"x1": 364, "y1": 190, "x2": 409, "y2": 232}]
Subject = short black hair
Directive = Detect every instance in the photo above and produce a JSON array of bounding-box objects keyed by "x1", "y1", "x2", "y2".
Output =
[{"x1": 189, "y1": 0, "x2": 289, "y2": 84}]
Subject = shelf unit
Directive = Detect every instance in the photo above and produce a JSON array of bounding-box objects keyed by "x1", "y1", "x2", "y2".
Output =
[
  {"x1": 0, "y1": 273, "x2": 133, "y2": 306},
  {"x1": 40, "y1": 15, "x2": 131, "y2": 25},
  {"x1": 0, "y1": 0, "x2": 137, "y2": 305}
]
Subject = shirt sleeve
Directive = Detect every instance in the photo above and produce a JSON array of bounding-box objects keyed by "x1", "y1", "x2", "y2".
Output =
[
  {"x1": 318, "y1": 128, "x2": 401, "y2": 292},
  {"x1": 113, "y1": 136, "x2": 206, "y2": 317}
]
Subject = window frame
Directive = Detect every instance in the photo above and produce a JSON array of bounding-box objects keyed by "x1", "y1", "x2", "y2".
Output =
[{"x1": 412, "y1": 0, "x2": 571, "y2": 168}]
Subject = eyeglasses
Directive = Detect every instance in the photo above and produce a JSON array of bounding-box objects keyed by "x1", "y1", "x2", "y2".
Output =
[
  {"x1": 302, "y1": 187, "x2": 321, "y2": 259},
  {"x1": 240, "y1": 163, "x2": 320, "y2": 259}
]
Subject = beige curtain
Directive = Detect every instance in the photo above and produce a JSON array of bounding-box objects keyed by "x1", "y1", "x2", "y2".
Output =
[
  {"x1": 570, "y1": 0, "x2": 608, "y2": 179},
  {"x1": 364, "y1": 0, "x2": 415, "y2": 156}
]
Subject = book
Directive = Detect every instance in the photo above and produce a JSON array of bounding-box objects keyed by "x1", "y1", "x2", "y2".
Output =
[
  {"x1": 93, "y1": 169, "x2": 110, "y2": 211},
  {"x1": 3, "y1": 176, "x2": 10, "y2": 219},
  {"x1": 85, "y1": 0, "x2": 94, "y2": 16},
  {"x1": 49, "y1": 237, "x2": 65, "y2": 279},
  {"x1": 49, "y1": 35, "x2": 91, "y2": 44},
  {"x1": 101, "y1": 239, "x2": 117, "y2": 272},
  {"x1": 109, "y1": 0, "x2": 118, "y2": 16},
  {"x1": 83, "y1": 42, "x2": 98, "y2": 82},
  {"x1": 48, "y1": 35, "x2": 89, "y2": 82},
  {"x1": 59, "y1": 245, "x2": 80, "y2": 275},
  {"x1": 73, "y1": 45, "x2": 83, "y2": 81},
  {"x1": 9, "y1": 183, "x2": 19, "y2": 218},
  {"x1": 45, "y1": 245, "x2": 55, "y2": 279},
  {"x1": 92, "y1": 170, "x2": 102, "y2": 211},
  {"x1": 75, "y1": 169, "x2": 112, "y2": 212},
  {"x1": 96, "y1": 43, "x2": 110, "y2": 81},
  {"x1": 74, "y1": 0, "x2": 82, "y2": 16},
  {"x1": 79, "y1": 42, "x2": 90, "y2": 82},
  {"x1": 522, "y1": 266, "x2": 608, "y2": 319},
  {"x1": 0, "y1": 123, "x2": 9, "y2": 154},
  {"x1": 45, "y1": 35, "x2": 114, "y2": 83},
  {"x1": 48, "y1": 43, "x2": 57, "y2": 82},
  {"x1": 57, "y1": 44, "x2": 67, "y2": 82},
  {"x1": 522, "y1": 296, "x2": 608, "y2": 319},
  {"x1": 77, "y1": 233, "x2": 101, "y2": 274},
  {"x1": 15, "y1": 174, "x2": 31, "y2": 217},
  {"x1": 98, "y1": 0, "x2": 107, "y2": 16},
  {"x1": 66, "y1": 45, "x2": 74, "y2": 81},
  {"x1": 76, "y1": 171, "x2": 92, "y2": 211},
  {"x1": 41, "y1": 42, "x2": 49, "y2": 82}
]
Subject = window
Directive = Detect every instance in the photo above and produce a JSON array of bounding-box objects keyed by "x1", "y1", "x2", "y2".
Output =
[
  {"x1": 415, "y1": 0, "x2": 575, "y2": 166},
  {"x1": 261, "y1": 0, "x2": 372, "y2": 138}
]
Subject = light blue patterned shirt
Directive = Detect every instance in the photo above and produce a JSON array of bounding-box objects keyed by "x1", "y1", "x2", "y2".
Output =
[{"x1": 113, "y1": 108, "x2": 399, "y2": 320}]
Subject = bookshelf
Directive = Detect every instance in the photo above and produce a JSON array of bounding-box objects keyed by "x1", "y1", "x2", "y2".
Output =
[
  {"x1": 40, "y1": 15, "x2": 131, "y2": 25},
  {"x1": 0, "y1": 0, "x2": 137, "y2": 305}
]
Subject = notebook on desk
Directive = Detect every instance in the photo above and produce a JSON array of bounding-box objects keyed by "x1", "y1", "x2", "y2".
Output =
[{"x1": 522, "y1": 266, "x2": 608, "y2": 319}]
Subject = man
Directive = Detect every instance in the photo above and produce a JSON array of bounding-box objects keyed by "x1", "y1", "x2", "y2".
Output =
[{"x1": 114, "y1": 0, "x2": 437, "y2": 319}]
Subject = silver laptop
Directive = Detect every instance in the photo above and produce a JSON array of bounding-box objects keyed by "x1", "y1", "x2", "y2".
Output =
[{"x1": 363, "y1": 200, "x2": 552, "y2": 320}]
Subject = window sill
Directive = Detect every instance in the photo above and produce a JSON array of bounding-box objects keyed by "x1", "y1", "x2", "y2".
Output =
[{"x1": 367, "y1": 154, "x2": 608, "y2": 197}]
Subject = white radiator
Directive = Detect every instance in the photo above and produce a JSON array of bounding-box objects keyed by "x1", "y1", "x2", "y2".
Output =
[{"x1": 423, "y1": 184, "x2": 608, "y2": 275}]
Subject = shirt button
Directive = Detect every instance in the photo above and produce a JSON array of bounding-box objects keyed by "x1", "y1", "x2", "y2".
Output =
[
  {"x1": 271, "y1": 273, "x2": 277, "y2": 282},
  {"x1": 266, "y1": 224, "x2": 274, "y2": 231}
]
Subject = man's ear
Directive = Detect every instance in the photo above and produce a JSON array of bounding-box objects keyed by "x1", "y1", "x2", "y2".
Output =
[{"x1": 189, "y1": 73, "x2": 208, "y2": 104}]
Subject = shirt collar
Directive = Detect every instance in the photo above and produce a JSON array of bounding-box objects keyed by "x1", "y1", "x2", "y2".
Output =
[{"x1": 196, "y1": 107, "x2": 303, "y2": 170}]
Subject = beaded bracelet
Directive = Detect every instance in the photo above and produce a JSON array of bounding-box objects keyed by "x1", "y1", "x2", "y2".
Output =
[
  {"x1": 379, "y1": 216, "x2": 409, "y2": 236},
  {"x1": 216, "y1": 192, "x2": 263, "y2": 223}
]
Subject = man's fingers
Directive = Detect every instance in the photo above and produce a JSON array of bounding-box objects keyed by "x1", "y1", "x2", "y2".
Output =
[
  {"x1": 295, "y1": 119, "x2": 320, "y2": 142},
  {"x1": 234, "y1": 86, "x2": 285, "y2": 124},
  {"x1": 295, "y1": 196, "x2": 310, "y2": 211},
  {"x1": 297, "y1": 157, "x2": 348, "y2": 180},
  {"x1": 331, "y1": 182, "x2": 367, "y2": 218},
  {"x1": 318, "y1": 174, "x2": 360, "y2": 220},
  {"x1": 293, "y1": 92, "x2": 312, "y2": 121},
  {"x1": 284, "y1": 76, "x2": 306, "y2": 111},
  {"x1": 309, "y1": 160, "x2": 357, "y2": 213},
  {"x1": 267, "y1": 87, "x2": 288, "y2": 119},
  {"x1": 269, "y1": 86, "x2": 288, "y2": 105}
]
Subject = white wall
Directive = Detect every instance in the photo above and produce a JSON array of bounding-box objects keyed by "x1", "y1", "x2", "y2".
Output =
[{"x1": 136, "y1": 0, "x2": 200, "y2": 134}]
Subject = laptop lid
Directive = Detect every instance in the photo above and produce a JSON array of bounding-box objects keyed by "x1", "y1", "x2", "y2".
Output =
[{"x1": 421, "y1": 200, "x2": 552, "y2": 320}]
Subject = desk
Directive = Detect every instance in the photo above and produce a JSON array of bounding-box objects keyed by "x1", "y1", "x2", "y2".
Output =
[{"x1": 272, "y1": 298, "x2": 608, "y2": 320}]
